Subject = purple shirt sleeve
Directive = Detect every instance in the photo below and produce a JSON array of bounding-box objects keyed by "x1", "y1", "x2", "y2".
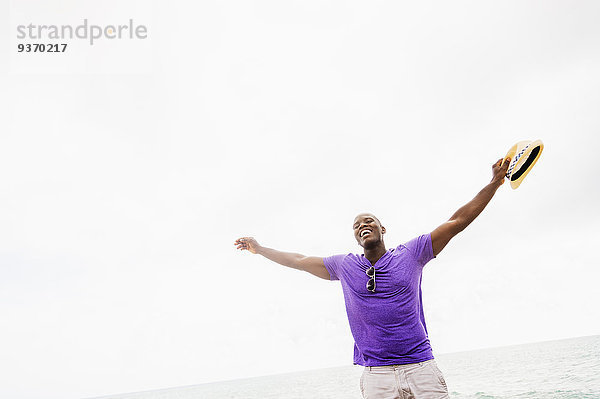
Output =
[
  {"x1": 402, "y1": 233, "x2": 435, "y2": 266},
  {"x1": 323, "y1": 254, "x2": 345, "y2": 281}
]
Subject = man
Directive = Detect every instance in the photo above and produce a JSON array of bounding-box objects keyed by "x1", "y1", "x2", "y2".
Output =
[{"x1": 234, "y1": 157, "x2": 511, "y2": 398}]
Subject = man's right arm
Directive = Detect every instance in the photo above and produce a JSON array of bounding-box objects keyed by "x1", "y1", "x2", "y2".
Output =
[{"x1": 234, "y1": 237, "x2": 331, "y2": 280}]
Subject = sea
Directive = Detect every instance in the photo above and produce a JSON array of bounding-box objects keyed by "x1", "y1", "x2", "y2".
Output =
[{"x1": 92, "y1": 335, "x2": 600, "y2": 399}]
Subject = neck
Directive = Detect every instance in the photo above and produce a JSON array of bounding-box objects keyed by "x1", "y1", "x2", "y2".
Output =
[{"x1": 363, "y1": 242, "x2": 387, "y2": 265}]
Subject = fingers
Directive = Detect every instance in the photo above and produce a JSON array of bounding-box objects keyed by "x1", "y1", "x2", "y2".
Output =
[
  {"x1": 234, "y1": 237, "x2": 253, "y2": 251},
  {"x1": 235, "y1": 242, "x2": 249, "y2": 250},
  {"x1": 494, "y1": 157, "x2": 511, "y2": 170}
]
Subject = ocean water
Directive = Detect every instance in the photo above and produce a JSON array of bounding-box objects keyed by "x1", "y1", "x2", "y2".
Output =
[{"x1": 92, "y1": 335, "x2": 600, "y2": 399}]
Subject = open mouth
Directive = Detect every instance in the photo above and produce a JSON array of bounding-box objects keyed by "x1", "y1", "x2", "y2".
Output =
[{"x1": 360, "y1": 229, "x2": 372, "y2": 238}]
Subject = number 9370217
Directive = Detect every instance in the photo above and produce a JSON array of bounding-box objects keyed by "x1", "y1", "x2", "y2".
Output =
[{"x1": 17, "y1": 43, "x2": 67, "y2": 53}]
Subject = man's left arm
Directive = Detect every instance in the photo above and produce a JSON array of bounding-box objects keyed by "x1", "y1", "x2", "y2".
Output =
[{"x1": 431, "y1": 157, "x2": 510, "y2": 257}]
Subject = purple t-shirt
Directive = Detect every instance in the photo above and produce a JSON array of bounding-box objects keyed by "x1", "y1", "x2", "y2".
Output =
[{"x1": 323, "y1": 234, "x2": 435, "y2": 366}]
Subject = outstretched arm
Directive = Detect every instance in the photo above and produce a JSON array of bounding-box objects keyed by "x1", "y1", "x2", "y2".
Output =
[
  {"x1": 234, "y1": 237, "x2": 331, "y2": 280},
  {"x1": 431, "y1": 157, "x2": 510, "y2": 256}
]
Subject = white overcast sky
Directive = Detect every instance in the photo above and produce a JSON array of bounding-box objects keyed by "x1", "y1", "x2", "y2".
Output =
[{"x1": 1, "y1": 1, "x2": 599, "y2": 398}]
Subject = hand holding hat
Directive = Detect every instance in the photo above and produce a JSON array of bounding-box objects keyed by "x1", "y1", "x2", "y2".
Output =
[{"x1": 491, "y1": 157, "x2": 511, "y2": 186}]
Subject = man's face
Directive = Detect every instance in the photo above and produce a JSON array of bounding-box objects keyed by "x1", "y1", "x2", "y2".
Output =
[{"x1": 353, "y1": 213, "x2": 386, "y2": 249}]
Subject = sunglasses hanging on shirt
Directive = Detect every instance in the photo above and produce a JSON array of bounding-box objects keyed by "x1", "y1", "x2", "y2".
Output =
[{"x1": 366, "y1": 266, "x2": 376, "y2": 292}]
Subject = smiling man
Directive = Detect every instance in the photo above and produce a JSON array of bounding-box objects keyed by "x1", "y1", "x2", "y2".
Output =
[{"x1": 235, "y1": 157, "x2": 510, "y2": 399}]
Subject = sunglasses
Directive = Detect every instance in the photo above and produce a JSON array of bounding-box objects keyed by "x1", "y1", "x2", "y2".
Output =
[{"x1": 366, "y1": 266, "x2": 376, "y2": 292}]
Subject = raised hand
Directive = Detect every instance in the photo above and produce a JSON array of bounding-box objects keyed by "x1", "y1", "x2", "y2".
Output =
[
  {"x1": 491, "y1": 157, "x2": 510, "y2": 185},
  {"x1": 234, "y1": 237, "x2": 261, "y2": 254}
]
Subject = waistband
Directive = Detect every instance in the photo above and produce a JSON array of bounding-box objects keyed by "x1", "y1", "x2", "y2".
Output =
[{"x1": 365, "y1": 359, "x2": 435, "y2": 371}]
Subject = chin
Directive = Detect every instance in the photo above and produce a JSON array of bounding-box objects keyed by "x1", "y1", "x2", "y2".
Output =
[{"x1": 361, "y1": 238, "x2": 379, "y2": 249}]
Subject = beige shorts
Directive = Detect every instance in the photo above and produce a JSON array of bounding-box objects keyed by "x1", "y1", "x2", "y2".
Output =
[{"x1": 360, "y1": 359, "x2": 449, "y2": 399}]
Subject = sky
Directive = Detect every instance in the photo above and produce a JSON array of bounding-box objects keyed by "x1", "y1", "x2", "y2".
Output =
[{"x1": 1, "y1": 1, "x2": 599, "y2": 398}]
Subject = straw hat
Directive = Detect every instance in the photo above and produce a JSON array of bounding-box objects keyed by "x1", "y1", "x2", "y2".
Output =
[{"x1": 504, "y1": 140, "x2": 544, "y2": 189}]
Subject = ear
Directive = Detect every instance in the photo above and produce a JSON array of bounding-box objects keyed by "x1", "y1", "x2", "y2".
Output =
[{"x1": 381, "y1": 226, "x2": 386, "y2": 234}]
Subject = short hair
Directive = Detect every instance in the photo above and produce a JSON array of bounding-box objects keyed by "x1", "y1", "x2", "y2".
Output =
[{"x1": 354, "y1": 213, "x2": 382, "y2": 226}]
